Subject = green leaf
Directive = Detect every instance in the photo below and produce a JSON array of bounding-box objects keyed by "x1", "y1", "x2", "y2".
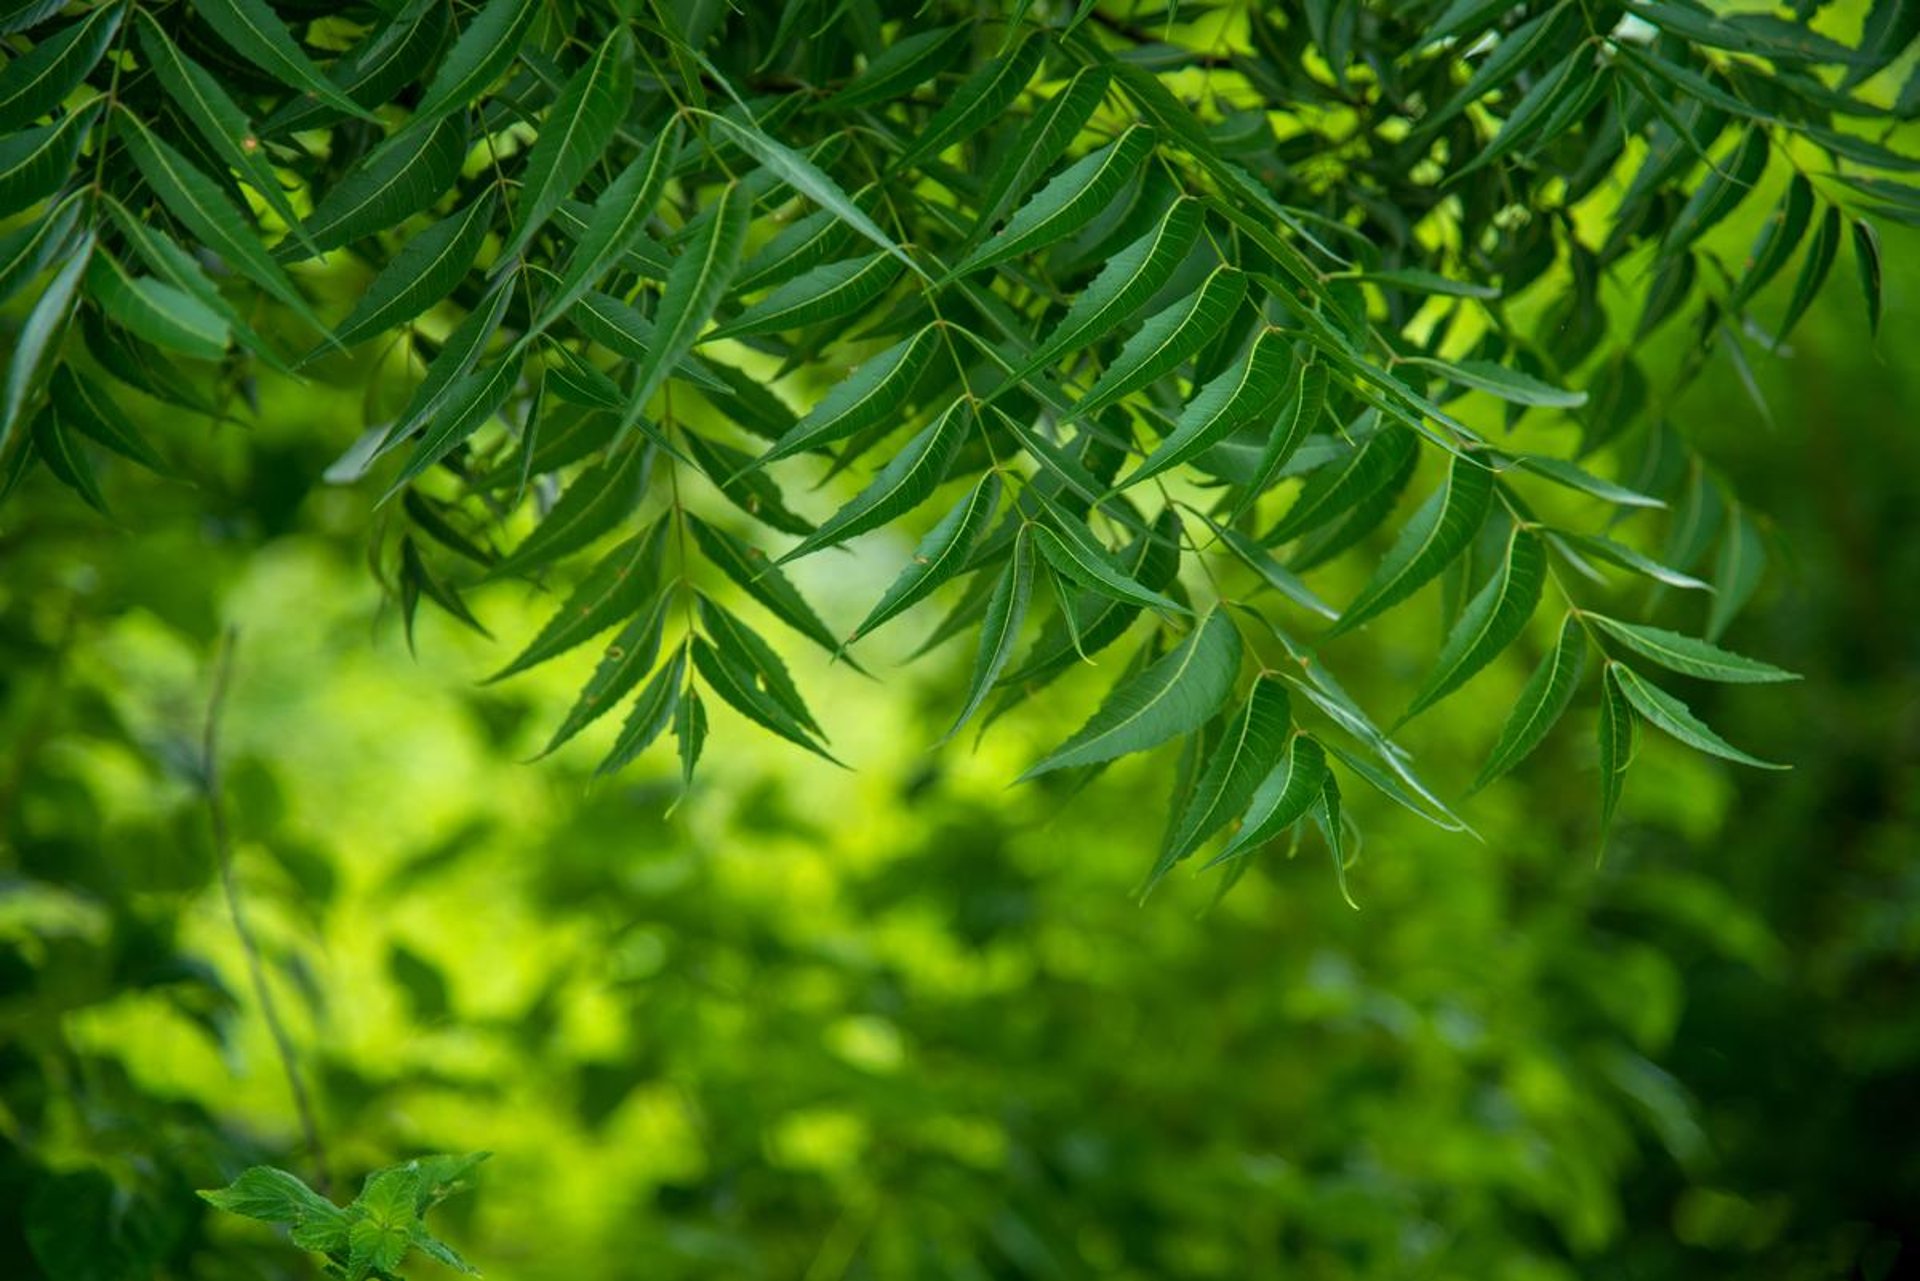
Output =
[
  {"x1": 778, "y1": 398, "x2": 969, "y2": 563},
  {"x1": 674, "y1": 681, "x2": 706, "y2": 787},
  {"x1": 0, "y1": 106, "x2": 93, "y2": 221},
  {"x1": 692, "y1": 637, "x2": 843, "y2": 766},
  {"x1": 1509, "y1": 453, "x2": 1665, "y2": 508},
  {"x1": 568, "y1": 292, "x2": 731, "y2": 396},
  {"x1": 598, "y1": 645, "x2": 685, "y2": 776},
  {"x1": 1230, "y1": 359, "x2": 1326, "y2": 519},
  {"x1": 699, "y1": 597, "x2": 822, "y2": 736},
  {"x1": 133, "y1": 11, "x2": 312, "y2": 247},
  {"x1": 199, "y1": 1167, "x2": 346, "y2": 1230},
  {"x1": 895, "y1": 36, "x2": 1044, "y2": 170},
  {"x1": 946, "y1": 527, "x2": 1035, "y2": 739},
  {"x1": 187, "y1": 0, "x2": 376, "y2": 120},
  {"x1": 413, "y1": 0, "x2": 539, "y2": 122},
  {"x1": 850, "y1": 471, "x2": 1001, "y2": 644},
  {"x1": 1008, "y1": 197, "x2": 1203, "y2": 386},
  {"x1": 1403, "y1": 527, "x2": 1545, "y2": 721},
  {"x1": 1662, "y1": 125, "x2": 1770, "y2": 255},
  {"x1": 1707, "y1": 503, "x2": 1765, "y2": 641},
  {"x1": 970, "y1": 64, "x2": 1111, "y2": 240},
  {"x1": 757, "y1": 325, "x2": 940, "y2": 465},
  {"x1": 261, "y1": 0, "x2": 450, "y2": 135},
  {"x1": 293, "y1": 113, "x2": 470, "y2": 257},
  {"x1": 707, "y1": 252, "x2": 900, "y2": 341},
  {"x1": 1265, "y1": 424, "x2": 1418, "y2": 546},
  {"x1": 1031, "y1": 515, "x2": 1185, "y2": 615},
  {"x1": 382, "y1": 352, "x2": 524, "y2": 501},
  {"x1": 702, "y1": 111, "x2": 924, "y2": 279},
  {"x1": 1775, "y1": 204, "x2": 1841, "y2": 347},
  {"x1": 954, "y1": 125, "x2": 1156, "y2": 277},
  {"x1": 0, "y1": 230, "x2": 88, "y2": 451},
  {"x1": 682, "y1": 430, "x2": 813, "y2": 536},
  {"x1": 619, "y1": 181, "x2": 750, "y2": 440},
  {"x1": 329, "y1": 193, "x2": 495, "y2": 349},
  {"x1": 502, "y1": 28, "x2": 633, "y2": 262},
  {"x1": 531, "y1": 123, "x2": 681, "y2": 337},
  {"x1": 1150, "y1": 676, "x2": 1292, "y2": 888},
  {"x1": 1330, "y1": 453, "x2": 1494, "y2": 635},
  {"x1": 379, "y1": 282, "x2": 513, "y2": 459},
  {"x1": 0, "y1": 2, "x2": 118, "y2": 132},
  {"x1": 1123, "y1": 328, "x2": 1295, "y2": 488},
  {"x1": 1551, "y1": 530, "x2": 1711, "y2": 591},
  {"x1": 117, "y1": 114, "x2": 330, "y2": 336},
  {"x1": 1022, "y1": 610, "x2": 1242, "y2": 778},
  {"x1": 85, "y1": 251, "x2": 230, "y2": 361},
  {"x1": 1190, "y1": 509, "x2": 1336, "y2": 620},
  {"x1": 1411, "y1": 357, "x2": 1588, "y2": 408},
  {"x1": 31, "y1": 403, "x2": 106, "y2": 512},
  {"x1": 1851, "y1": 217, "x2": 1883, "y2": 337},
  {"x1": 49, "y1": 367, "x2": 167, "y2": 473},
  {"x1": 685, "y1": 512, "x2": 848, "y2": 659},
  {"x1": 1077, "y1": 266, "x2": 1246, "y2": 415},
  {"x1": 1612, "y1": 663, "x2": 1787, "y2": 770},
  {"x1": 1730, "y1": 173, "x2": 1814, "y2": 309},
  {"x1": 1597, "y1": 663, "x2": 1637, "y2": 842},
  {"x1": 102, "y1": 198, "x2": 289, "y2": 371},
  {"x1": 830, "y1": 24, "x2": 969, "y2": 110},
  {"x1": 1472, "y1": 612, "x2": 1586, "y2": 791},
  {"x1": 1587, "y1": 615, "x2": 1798, "y2": 684},
  {"x1": 489, "y1": 442, "x2": 650, "y2": 578},
  {"x1": 0, "y1": 198, "x2": 79, "y2": 308},
  {"x1": 1351, "y1": 266, "x2": 1500, "y2": 299},
  {"x1": 491, "y1": 521, "x2": 667, "y2": 682},
  {"x1": 537, "y1": 593, "x2": 671, "y2": 757},
  {"x1": 1206, "y1": 735, "x2": 1327, "y2": 868},
  {"x1": 734, "y1": 207, "x2": 854, "y2": 296}
]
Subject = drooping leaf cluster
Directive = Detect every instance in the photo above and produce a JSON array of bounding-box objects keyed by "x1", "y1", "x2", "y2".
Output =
[
  {"x1": 0, "y1": 0, "x2": 1910, "y2": 888},
  {"x1": 198, "y1": 1153, "x2": 485, "y2": 1280}
]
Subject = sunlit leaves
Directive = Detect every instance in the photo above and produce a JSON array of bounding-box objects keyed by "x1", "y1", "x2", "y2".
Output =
[
  {"x1": 1611, "y1": 663, "x2": 1788, "y2": 770},
  {"x1": 1587, "y1": 616, "x2": 1800, "y2": 684}
]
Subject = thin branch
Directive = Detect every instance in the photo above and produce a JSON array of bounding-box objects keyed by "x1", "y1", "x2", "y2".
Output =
[{"x1": 201, "y1": 627, "x2": 330, "y2": 1196}]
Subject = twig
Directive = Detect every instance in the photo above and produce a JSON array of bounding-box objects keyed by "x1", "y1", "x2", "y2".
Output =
[{"x1": 202, "y1": 627, "x2": 331, "y2": 1196}]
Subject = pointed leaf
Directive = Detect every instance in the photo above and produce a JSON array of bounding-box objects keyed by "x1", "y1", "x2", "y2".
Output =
[
  {"x1": 597, "y1": 645, "x2": 684, "y2": 775},
  {"x1": 490, "y1": 521, "x2": 667, "y2": 681},
  {"x1": 946, "y1": 527, "x2": 1034, "y2": 739},
  {"x1": 1472, "y1": 612, "x2": 1586, "y2": 791},
  {"x1": 0, "y1": 3, "x2": 118, "y2": 131},
  {"x1": 778, "y1": 398, "x2": 968, "y2": 562},
  {"x1": 971, "y1": 65, "x2": 1110, "y2": 241},
  {"x1": 830, "y1": 24, "x2": 969, "y2": 110},
  {"x1": 757, "y1": 325, "x2": 940, "y2": 465},
  {"x1": 1411, "y1": 357, "x2": 1588, "y2": 408},
  {"x1": 49, "y1": 367, "x2": 167, "y2": 473},
  {"x1": 708, "y1": 252, "x2": 899, "y2": 341},
  {"x1": 1329, "y1": 453, "x2": 1493, "y2": 635},
  {"x1": 1078, "y1": 266, "x2": 1246, "y2": 415},
  {"x1": 330, "y1": 193, "x2": 495, "y2": 348},
  {"x1": 850, "y1": 471, "x2": 1000, "y2": 643},
  {"x1": 489, "y1": 442, "x2": 650, "y2": 577},
  {"x1": 1207, "y1": 735, "x2": 1327, "y2": 867},
  {"x1": 1598, "y1": 663, "x2": 1638, "y2": 840},
  {"x1": 1030, "y1": 518, "x2": 1184, "y2": 615},
  {"x1": 538, "y1": 593, "x2": 671, "y2": 756},
  {"x1": 1123, "y1": 328, "x2": 1295, "y2": 488},
  {"x1": 413, "y1": 0, "x2": 539, "y2": 122},
  {"x1": 1707, "y1": 504, "x2": 1765, "y2": 641},
  {"x1": 619, "y1": 181, "x2": 750, "y2": 439},
  {"x1": 955, "y1": 125, "x2": 1155, "y2": 277},
  {"x1": 1403, "y1": 527, "x2": 1545, "y2": 720},
  {"x1": 1612, "y1": 662, "x2": 1786, "y2": 769},
  {"x1": 1776, "y1": 204, "x2": 1841, "y2": 346},
  {"x1": 532, "y1": 124, "x2": 681, "y2": 336},
  {"x1": 1022, "y1": 610, "x2": 1242, "y2": 778},
  {"x1": 85, "y1": 251, "x2": 230, "y2": 360},
  {"x1": 691, "y1": 637, "x2": 843, "y2": 765},
  {"x1": 187, "y1": 0, "x2": 375, "y2": 119},
  {"x1": 502, "y1": 28, "x2": 633, "y2": 261},
  {"x1": 383, "y1": 352, "x2": 523, "y2": 500},
  {"x1": 685, "y1": 512, "x2": 848, "y2": 658},
  {"x1": 0, "y1": 230, "x2": 88, "y2": 450},
  {"x1": 1587, "y1": 615, "x2": 1797, "y2": 683},
  {"x1": 0, "y1": 106, "x2": 94, "y2": 220},
  {"x1": 1150, "y1": 676, "x2": 1292, "y2": 886},
  {"x1": 1851, "y1": 217, "x2": 1883, "y2": 336},
  {"x1": 895, "y1": 36, "x2": 1044, "y2": 169},
  {"x1": 293, "y1": 113, "x2": 470, "y2": 256},
  {"x1": 32, "y1": 404, "x2": 107, "y2": 512}
]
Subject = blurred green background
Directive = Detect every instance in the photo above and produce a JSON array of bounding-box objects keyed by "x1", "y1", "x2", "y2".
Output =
[{"x1": 3, "y1": 165, "x2": 1918, "y2": 1281}]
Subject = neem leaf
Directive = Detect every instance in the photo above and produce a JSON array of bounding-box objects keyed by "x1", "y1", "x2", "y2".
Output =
[
  {"x1": 1022, "y1": 610, "x2": 1242, "y2": 778},
  {"x1": 537, "y1": 593, "x2": 672, "y2": 757},
  {"x1": 489, "y1": 441, "x2": 650, "y2": 578},
  {"x1": 1030, "y1": 516, "x2": 1185, "y2": 615},
  {"x1": 383, "y1": 351, "x2": 524, "y2": 501},
  {"x1": 330, "y1": 193, "x2": 495, "y2": 349},
  {"x1": 0, "y1": 106, "x2": 94, "y2": 221},
  {"x1": 0, "y1": 2, "x2": 119, "y2": 132},
  {"x1": 85, "y1": 250, "x2": 230, "y2": 361},
  {"x1": 1078, "y1": 266, "x2": 1246, "y2": 415},
  {"x1": 707, "y1": 252, "x2": 900, "y2": 341},
  {"x1": 598, "y1": 645, "x2": 685, "y2": 776},
  {"x1": 502, "y1": 27, "x2": 633, "y2": 261},
  {"x1": 895, "y1": 36, "x2": 1045, "y2": 169},
  {"x1": 414, "y1": 0, "x2": 540, "y2": 122},
  {"x1": 293, "y1": 113, "x2": 470, "y2": 257},
  {"x1": 1707, "y1": 503, "x2": 1766, "y2": 641},
  {"x1": 532, "y1": 122, "x2": 680, "y2": 336},
  {"x1": 491, "y1": 521, "x2": 667, "y2": 681},
  {"x1": 187, "y1": 0, "x2": 376, "y2": 120},
  {"x1": 1852, "y1": 217, "x2": 1883, "y2": 336},
  {"x1": 1, "y1": 230, "x2": 89, "y2": 450},
  {"x1": 1207, "y1": 734, "x2": 1327, "y2": 868},
  {"x1": 1472, "y1": 612, "x2": 1586, "y2": 792},
  {"x1": 1329, "y1": 453, "x2": 1494, "y2": 636},
  {"x1": 779, "y1": 398, "x2": 969, "y2": 563},
  {"x1": 757, "y1": 325, "x2": 941, "y2": 465},
  {"x1": 685, "y1": 512, "x2": 847, "y2": 658},
  {"x1": 1587, "y1": 615, "x2": 1799, "y2": 683},
  {"x1": 945, "y1": 526, "x2": 1034, "y2": 740},
  {"x1": 1149, "y1": 676, "x2": 1292, "y2": 888},
  {"x1": 619, "y1": 181, "x2": 750, "y2": 439},
  {"x1": 1122, "y1": 328, "x2": 1295, "y2": 488},
  {"x1": 1402, "y1": 527, "x2": 1545, "y2": 722},
  {"x1": 953, "y1": 125, "x2": 1157, "y2": 277},
  {"x1": 1597, "y1": 663, "x2": 1638, "y2": 842},
  {"x1": 1411, "y1": 357, "x2": 1588, "y2": 408},
  {"x1": 851, "y1": 471, "x2": 1001, "y2": 643}
]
